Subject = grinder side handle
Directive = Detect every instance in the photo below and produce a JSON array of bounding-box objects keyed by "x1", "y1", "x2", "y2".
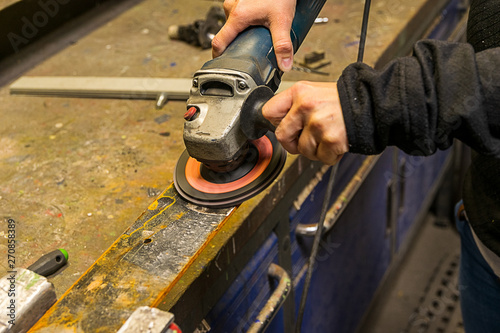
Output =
[{"x1": 240, "y1": 86, "x2": 276, "y2": 140}]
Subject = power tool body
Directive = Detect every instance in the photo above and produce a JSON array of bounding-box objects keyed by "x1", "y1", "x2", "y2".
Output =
[{"x1": 174, "y1": 0, "x2": 327, "y2": 207}]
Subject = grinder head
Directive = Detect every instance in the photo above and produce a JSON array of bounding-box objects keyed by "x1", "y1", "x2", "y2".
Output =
[
  {"x1": 176, "y1": 70, "x2": 285, "y2": 207},
  {"x1": 174, "y1": 132, "x2": 286, "y2": 208},
  {"x1": 182, "y1": 70, "x2": 276, "y2": 172}
]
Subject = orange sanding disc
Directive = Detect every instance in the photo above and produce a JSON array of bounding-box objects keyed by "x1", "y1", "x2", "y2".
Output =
[{"x1": 174, "y1": 132, "x2": 286, "y2": 208}]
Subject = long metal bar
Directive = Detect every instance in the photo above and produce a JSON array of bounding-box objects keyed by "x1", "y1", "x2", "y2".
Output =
[
  {"x1": 9, "y1": 76, "x2": 295, "y2": 100},
  {"x1": 9, "y1": 76, "x2": 192, "y2": 100}
]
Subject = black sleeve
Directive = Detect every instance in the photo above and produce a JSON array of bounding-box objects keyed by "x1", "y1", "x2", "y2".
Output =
[{"x1": 337, "y1": 39, "x2": 500, "y2": 158}]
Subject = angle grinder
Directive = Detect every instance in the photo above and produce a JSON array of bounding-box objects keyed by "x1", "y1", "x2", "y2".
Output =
[{"x1": 174, "y1": 0, "x2": 327, "y2": 207}]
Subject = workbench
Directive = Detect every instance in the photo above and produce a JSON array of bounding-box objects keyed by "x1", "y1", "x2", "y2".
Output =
[{"x1": 0, "y1": 0, "x2": 467, "y2": 331}]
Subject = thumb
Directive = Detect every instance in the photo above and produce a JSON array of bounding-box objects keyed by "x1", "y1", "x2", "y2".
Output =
[{"x1": 262, "y1": 88, "x2": 294, "y2": 127}]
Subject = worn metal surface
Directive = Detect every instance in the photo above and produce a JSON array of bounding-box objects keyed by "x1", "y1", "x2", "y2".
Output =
[
  {"x1": 0, "y1": 268, "x2": 56, "y2": 333},
  {"x1": 0, "y1": 0, "x2": 453, "y2": 331},
  {"x1": 117, "y1": 306, "x2": 174, "y2": 333},
  {"x1": 29, "y1": 185, "x2": 233, "y2": 331}
]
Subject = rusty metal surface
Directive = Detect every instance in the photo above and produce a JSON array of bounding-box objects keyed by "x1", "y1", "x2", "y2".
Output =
[
  {"x1": 30, "y1": 185, "x2": 234, "y2": 332},
  {"x1": 0, "y1": 0, "x2": 450, "y2": 331},
  {"x1": 29, "y1": 155, "x2": 320, "y2": 332}
]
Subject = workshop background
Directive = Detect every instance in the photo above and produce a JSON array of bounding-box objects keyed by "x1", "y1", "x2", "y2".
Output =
[{"x1": 0, "y1": 0, "x2": 470, "y2": 332}]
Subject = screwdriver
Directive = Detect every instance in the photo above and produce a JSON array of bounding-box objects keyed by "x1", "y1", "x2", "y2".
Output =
[{"x1": 27, "y1": 249, "x2": 69, "y2": 277}]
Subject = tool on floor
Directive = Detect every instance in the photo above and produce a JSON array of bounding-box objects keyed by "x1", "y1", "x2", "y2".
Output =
[
  {"x1": 296, "y1": 50, "x2": 331, "y2": 70},
  {"x1": 27, "y1": 248, "x2": 68, "y2": 277},
  {"x1": 174, "y1": 0, "x2": 327, "y2": 208},
  {"x1": 168, "y1": 6, "x2": 226, "y2": 49}
]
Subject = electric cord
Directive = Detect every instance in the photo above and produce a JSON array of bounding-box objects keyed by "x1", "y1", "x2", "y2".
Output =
[
  {"x1": 294, "y1": 0, "x2": 372, "y2": 331},
  {"x1": 358, "y1": 0, "x2": 372, "y2": 63},
  {"x1": 295, "y1": 164, "x2": 339, "y2": 332}
]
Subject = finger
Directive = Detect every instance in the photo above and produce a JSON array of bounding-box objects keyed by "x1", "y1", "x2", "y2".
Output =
[
  {"x1": 212, "y1": 16, "x2": 244, "y2": 58},
  {"x1": 269, "y1": 17, "x2": 294, "y2": 71},
  {"x1": 275, "y1": 106, "x2": 304, "y2": 154},
  {"x1": 317, "y1": 141, "x2": 343, "y2": 165},
  {"x1": 296, "y1": 126, "x2": 320, "y2": 161},
  {"x1": 313, "y1": 118, "x2": 349, "y2": 164},
  {"x1": 222, "y1": 0, "x2": 235, "y2": 17},
  {"x1": 262, "y1": 88, "x2": 294, "y2": 127},
  {"x1": 275, "y1": 125, "x2": 300, "y2": 155}
]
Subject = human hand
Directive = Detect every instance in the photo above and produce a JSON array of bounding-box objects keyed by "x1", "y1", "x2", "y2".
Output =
[
  {"x1": 212, "y1": 0, "x2": 297, "y2": 72},
  {"x1": 262, "y1": 81, "x2": 349, "y2": 165}
]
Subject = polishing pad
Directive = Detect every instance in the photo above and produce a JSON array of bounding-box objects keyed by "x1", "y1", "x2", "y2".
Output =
[{"x1": 174, "y1": 132, "x2": 286, "y2": 208}]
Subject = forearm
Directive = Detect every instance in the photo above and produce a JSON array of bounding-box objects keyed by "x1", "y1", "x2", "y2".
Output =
[{"x1": 338, "y1": 39, "x2": 500, "y2": 158}]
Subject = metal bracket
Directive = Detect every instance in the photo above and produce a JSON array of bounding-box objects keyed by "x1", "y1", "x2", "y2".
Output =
[
  {"x1": 247, "y1": 263, "x2": 292, "y2": 333},
  {"x1": 295, "y1": 156, "x2": 380, "y2": 237}
]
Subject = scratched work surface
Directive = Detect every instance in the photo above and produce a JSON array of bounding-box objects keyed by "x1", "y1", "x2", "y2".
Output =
[
  {"x1": 0, "y1": 0, "x2": 218, "y2": 297},
  {"x1": 0, "y1": 0, "x2": 18, "y2": 8},
  {"x1": 0, "y1": 0, "x2": 443, "y2": 330},
  {"x1": 31, "y1": 185, "x2": 235, "y2": 331}
]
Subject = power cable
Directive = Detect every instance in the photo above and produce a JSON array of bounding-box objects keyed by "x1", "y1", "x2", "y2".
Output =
[{"x1": 294, "y1": 0, "x2": 372, "y2": 330}]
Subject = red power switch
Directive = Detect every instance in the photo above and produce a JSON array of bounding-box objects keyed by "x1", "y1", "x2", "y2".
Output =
[{"x1": 184, "y1": 106, "x2": 199, "y2": 121}]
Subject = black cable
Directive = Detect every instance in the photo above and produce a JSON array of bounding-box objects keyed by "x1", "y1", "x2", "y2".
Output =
[
  {"x1": 357, "y1": 0, "x2": 372, "y2": 63},
  {"x1": 295, "y1": 164, "x2": 338, "y2": 332},
  {"x1": 294, "y1": 0, "x2": 372, "y2": 330}
]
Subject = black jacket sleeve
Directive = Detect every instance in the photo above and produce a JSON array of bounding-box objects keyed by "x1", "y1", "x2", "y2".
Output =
[{"x1": 337, "y1": 39, "x2": 500, "y2": 158}]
